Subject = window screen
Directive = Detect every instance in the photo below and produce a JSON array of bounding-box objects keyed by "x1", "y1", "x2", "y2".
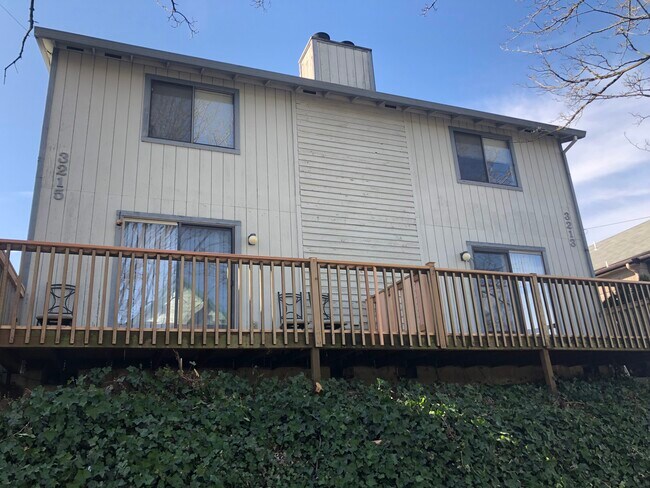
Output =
[
  {"x1": 149, "y1": 81, "x2": 192, "y2": 143},
  {"x1": 474, "y1": 251, "x2": 509, "y2": 272},
  {"x1": 455, "y1": 132, "x2": 488, "y2": 183}
]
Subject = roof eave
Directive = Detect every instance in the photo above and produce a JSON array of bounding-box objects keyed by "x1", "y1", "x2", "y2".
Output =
[
  {"x1": 594, "y1": 251, "x2": 650, "y2": 275},
  {"x1": 33, "y1": 27, "x2": 586, "y2": 142}
]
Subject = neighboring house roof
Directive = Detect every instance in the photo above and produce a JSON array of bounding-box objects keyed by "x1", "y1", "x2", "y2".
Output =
[
  {"x1": 33, "y1": 27, "x2": 586, "y2": 143},
  {"x1": 589, "y1": 220, "x2": 650, "y2": 273}
]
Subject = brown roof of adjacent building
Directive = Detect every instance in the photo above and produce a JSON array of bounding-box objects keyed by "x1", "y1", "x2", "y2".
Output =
[{"x1": 589, "y1": 220, "x2": 650, "y2": 273}]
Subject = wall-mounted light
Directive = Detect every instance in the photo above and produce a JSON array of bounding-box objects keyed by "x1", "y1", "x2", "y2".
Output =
[
  {"x1": 460, "y1": 251, "x2": 472, "y2": 262},
  {"x1": 247, "y1": 233, "x2": 258, "y2": 246}
]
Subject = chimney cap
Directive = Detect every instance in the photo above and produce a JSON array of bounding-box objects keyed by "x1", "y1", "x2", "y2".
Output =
[{"x1": 312, "y1": 32, "x2": 330, "y2": 41}]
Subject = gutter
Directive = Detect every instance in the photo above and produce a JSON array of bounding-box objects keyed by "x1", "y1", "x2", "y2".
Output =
[{"x1": 595, "y1": 251, "x2": 650, "y2": 276}]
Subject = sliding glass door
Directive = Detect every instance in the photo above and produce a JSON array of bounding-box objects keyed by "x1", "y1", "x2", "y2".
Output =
[
  {"x1": 117, "y1": 219, "x2": 233, "y2": 329},
  {"x1": 473, "y1": 248, "x2": 546, "y2": 334}
]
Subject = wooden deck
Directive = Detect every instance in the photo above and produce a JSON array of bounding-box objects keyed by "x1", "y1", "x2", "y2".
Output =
[{"x1": 1, "y1": 239, "x2": 649, "y2": 386}]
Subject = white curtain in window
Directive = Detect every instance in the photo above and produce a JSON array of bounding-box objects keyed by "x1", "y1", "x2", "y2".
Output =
[
  {"x1": 510, "y1": 252, "x2": 548, "y2": 333},
  {"x1": 510, "y1": 252, "x2": 545, "y2": 274},
  {"x1": 118, "y1": 221, "x2": 178, "y2": 328}
]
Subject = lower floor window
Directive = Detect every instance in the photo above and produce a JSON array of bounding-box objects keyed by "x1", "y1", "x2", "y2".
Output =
[{"x1": 117, "y1": 219, "x2": 233, "y2": 328}]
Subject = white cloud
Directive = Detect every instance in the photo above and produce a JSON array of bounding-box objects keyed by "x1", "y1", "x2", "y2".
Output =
[{"x1": 577, "y1": 186, "x2": 650, "y2": 206}]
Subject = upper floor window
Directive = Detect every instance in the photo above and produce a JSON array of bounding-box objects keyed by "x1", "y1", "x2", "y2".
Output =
[
  {"x1": 452, "y1": 130, "x2": 519, "y2": 188},
  {"x1": 144, "y1": 77, "x2": 238, "y2": 152}
]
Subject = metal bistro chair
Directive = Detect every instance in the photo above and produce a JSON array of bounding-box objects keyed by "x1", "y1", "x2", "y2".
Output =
[
  {"x1": 320, "y1": 293, "x2": 345, "y2": 330},
  {"x1": 277, "y1": 292, "x2": 307, "y2": 329},
  {"x1": 277, "y1": 292, "x2": 343, "y2": 330},
  {"x1": 37, "y1": 284, "x2": 76, "y2": 326}
]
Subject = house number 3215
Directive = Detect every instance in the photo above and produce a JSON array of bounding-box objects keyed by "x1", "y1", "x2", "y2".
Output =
[
  {"x1": 53, "y1": 152, "x2": 69, "y2": 200},
  {"x1": 563, "y1": 212, "x2": 577, "y2": 247}
]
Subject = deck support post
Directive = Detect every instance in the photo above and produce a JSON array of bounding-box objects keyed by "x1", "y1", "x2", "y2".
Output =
[
  {"x1": 310, "y1": 347, "x2": 321, "y2": 383},
  {"x1": 539, "y1": 349, "x2": 557, "y2": 395}
]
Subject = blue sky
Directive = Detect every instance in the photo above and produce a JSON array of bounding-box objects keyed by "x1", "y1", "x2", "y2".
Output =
[{"x1": 0, "y1": 0, "x2": 648, "y2": 246}]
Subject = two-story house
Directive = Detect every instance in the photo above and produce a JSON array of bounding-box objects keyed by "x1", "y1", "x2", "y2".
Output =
[{"x1": 1, "y1": 29, "x2": 648, "y2": 386}]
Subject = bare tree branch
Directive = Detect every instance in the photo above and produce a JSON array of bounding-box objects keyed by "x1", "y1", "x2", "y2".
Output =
[
  {"x1": 506, "y1": 0, "x2": 650, "y2": 134},
  {"x1": 421, "y1": 1, "x2": 440, "y2": 15},
  {"x1": 251, "y1": 0, "x2": 270, "y2": 10},
  {"x1": 157, "y1": 0, "x2": 197, "y2": 35},
  {"x1": 3, "y1": 0, "x2": 35, "y2": 84},
  {"x1": 4, "y1": 0, "x2": 199, "y2": 81},
  {"x1": 625, "y1": 131, "x2": 650, "y2": 150}
]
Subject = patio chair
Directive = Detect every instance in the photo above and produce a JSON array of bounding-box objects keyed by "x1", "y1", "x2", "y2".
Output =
[{"x1": 36, "y1": 284, "x2": 75, "y2": 326}]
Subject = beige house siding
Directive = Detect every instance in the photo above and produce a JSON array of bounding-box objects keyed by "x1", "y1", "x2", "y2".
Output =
[
  {"x1": 30, "y1": 48, "x2": 591, "y2": 278},
  {"x1": 32, "y1": 49, "x2": 300, "y2": 258},
  {"x1": 309, "y1": 40, "x2": 375, "y2": 90},
  {"x1": 295, "y1": 95, "x2": 422, "y2": 263},
  {"x1": 404, "y1": 113, "x2": 592, "y2": 276}
]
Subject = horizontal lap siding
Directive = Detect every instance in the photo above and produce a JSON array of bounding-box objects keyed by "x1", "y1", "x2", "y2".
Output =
[
  {"x1": 33, "y1": 50, "x2": 300, "y2": 259},
  {"x1": 405, "y1": 113, "x2": 592, "y2": 277},
  {"x1": 296, "y1": 96, "x2": 421, "y2": 263}
]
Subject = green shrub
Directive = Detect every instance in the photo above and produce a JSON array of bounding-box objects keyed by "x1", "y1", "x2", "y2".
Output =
[{"x1": 1, "y1": 368, "x2": 648, "y2": 487}]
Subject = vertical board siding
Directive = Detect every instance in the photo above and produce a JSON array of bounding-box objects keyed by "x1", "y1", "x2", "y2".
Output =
[
  {"x1": 405, "y1": 113, "x2": 591, "y2": 276},
  {"x1": 314, "y1": 41, "x2": 374, "y2": 90},
  {"x1": 298, "y1": 39, "x2": 315, "y2": 80},
  {"x1": 33, "y1": 50, "x2": 300, "y2": 259},
  {"x1": 295, "y1": 96, "x2": 422, "y2": 264}
]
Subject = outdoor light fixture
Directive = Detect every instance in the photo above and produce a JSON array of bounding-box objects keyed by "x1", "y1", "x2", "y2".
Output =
[
  {"x1": 460, "y1": 251, "x2": 472, "y2": 262},
  {"x1": 248, "y1": 233, "x2": 258, "y2": 246}
]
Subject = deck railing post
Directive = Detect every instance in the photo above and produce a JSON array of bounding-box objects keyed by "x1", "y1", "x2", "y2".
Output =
[
  {"x1": 0, "y1": 245, "x2": 11, "y2": 322},
  {"x1": 309, "y1": 257, "x2": 324, "y2": 348},
  {"x1": 530, "y1": 274, "x2": 551, "y2": 348},
  {"x1": 426, "y1": 262, "x2": 447, "y2": 349}
]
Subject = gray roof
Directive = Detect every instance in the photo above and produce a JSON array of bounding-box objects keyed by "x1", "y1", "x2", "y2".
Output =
[
  {"x1": 589, "y1": 220, "x2": 650, "y2": 272},
  {"x1": 34, "y1": 27, "x2": 586, "y2": 143}
]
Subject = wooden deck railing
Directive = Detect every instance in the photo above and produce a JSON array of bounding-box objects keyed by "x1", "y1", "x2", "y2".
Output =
[
  {"x1": 0, "y1": 248, "x2": 25, "y2": 327},
  {"x1": 0, "y1": 239, "x2": 648, "y2": 352}
]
